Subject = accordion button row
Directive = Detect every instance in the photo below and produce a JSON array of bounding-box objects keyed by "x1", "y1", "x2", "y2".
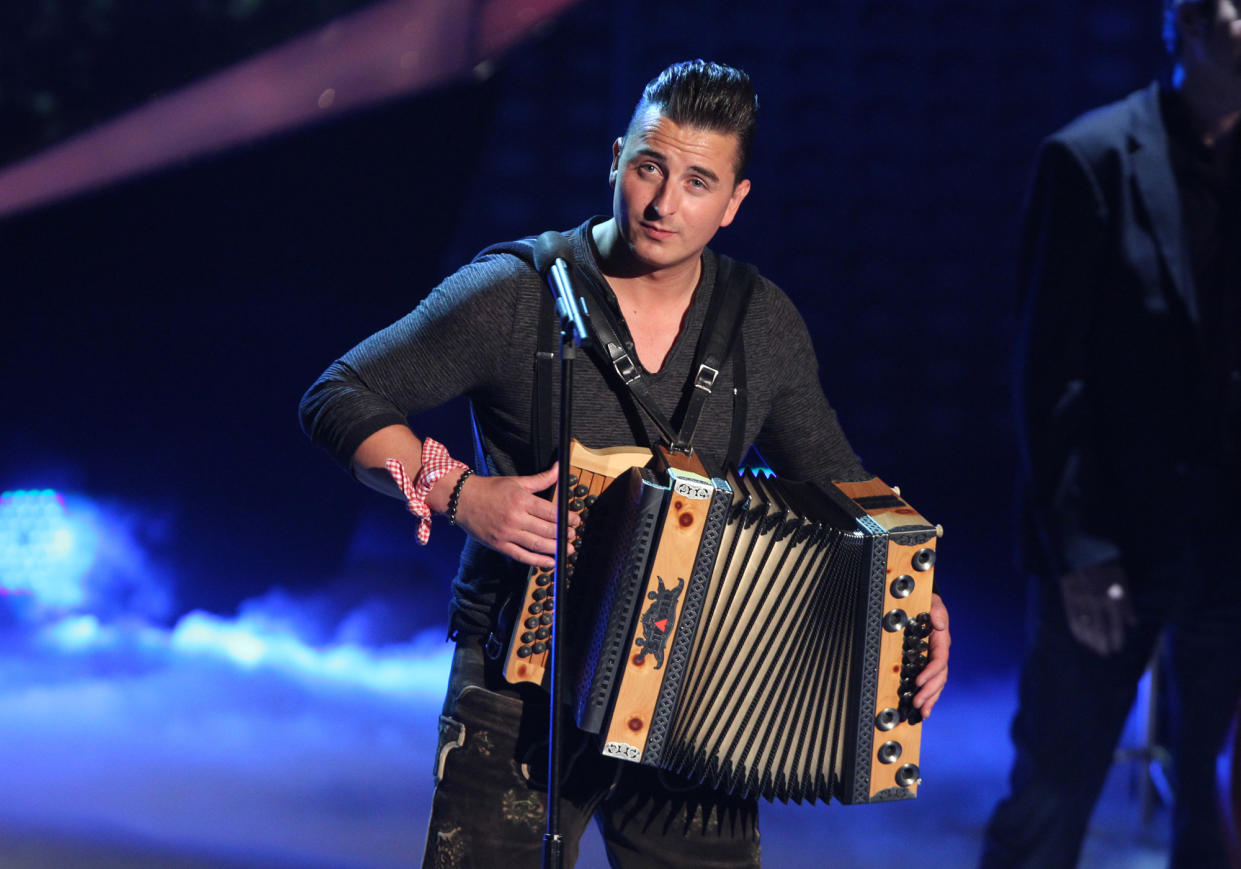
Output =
[
  {"x1": 897, "y1": 613, "x2": 932, "y2": 726},
  {"x1": 516, "y1": 641, "x2": 549, "y2": 658}
]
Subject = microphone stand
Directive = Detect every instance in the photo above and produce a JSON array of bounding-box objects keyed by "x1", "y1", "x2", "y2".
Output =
[{"x1": 544, "y1": 252, "x2": 589, "y2": 869}]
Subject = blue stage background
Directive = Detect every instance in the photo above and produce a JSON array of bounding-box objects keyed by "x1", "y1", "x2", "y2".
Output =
[{"x1": 0, "y1": 2, "x2": 1174, "y2": 866}]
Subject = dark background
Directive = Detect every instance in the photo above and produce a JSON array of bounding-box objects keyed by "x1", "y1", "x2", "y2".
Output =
[{"x1": 0, "y1": 0, "x2": 1164, "y2": 665}]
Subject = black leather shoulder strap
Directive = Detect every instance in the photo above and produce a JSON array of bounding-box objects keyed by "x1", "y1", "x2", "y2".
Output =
[
  {"x1": 472, "y1": 238, "x2": 557, "y2": 470},
  {"x1": 672, "y1": 253, "x2": 756, "y2": 454}
]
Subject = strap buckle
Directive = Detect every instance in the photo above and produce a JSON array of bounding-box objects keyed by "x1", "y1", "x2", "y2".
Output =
[
  {"x1": 693, "y1": 363, "x2": 720, "y2": 394},
  {"x1": 483, "y1": 632, "x2": 504, "y2": 661},
  {"x1": 608, "y1": 342, "x2": 641, "y2": 384}
]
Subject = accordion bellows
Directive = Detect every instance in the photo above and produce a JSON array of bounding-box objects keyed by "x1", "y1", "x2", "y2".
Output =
[{"x1": 505, "y1": 441, "x2": 938, "y2": 805}]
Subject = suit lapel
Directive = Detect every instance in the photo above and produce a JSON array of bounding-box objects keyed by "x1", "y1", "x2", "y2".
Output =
[{"x1": 1128, "y1": 83, "x2": 1198, "y2": 323}]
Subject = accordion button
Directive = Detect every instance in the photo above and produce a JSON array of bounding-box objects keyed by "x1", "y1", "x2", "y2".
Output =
[
  {"x1": 895, "y1": 764, "x2": 921, "y2": 787},
  {"x1": 532, "y1": 588, "x2": 548, "y2": 601},
  {"x1": 542, "y1": 601, "x2": 555, "y2": 612},
  {"x1": 536, "y1": 628, "x2": 551, "y2": 640},
  {"x1": 912, "y1": 548, "x2": 936, "y2": 572},
  {"x1": 521, "y1": 631, "x2": 536, "y2": 644},
  {"x1": 569, "y1": 499, "x2": 585, "y2": 512},
  {"x1": 525, "y1": 617, "x2": 540, "y2": 630},
  {"x1": 572, "y1": 485, "x2": 589, "y2": 498},
  {"x1": 517, "y1": 646, "x2": 533, "y2": 658},
  {"x1": 883, "y1": 609, "x2": 909, "y2": 632},
  {"x1": 875, "y1": 708, "x2": 900, "y2": 731},
  {"x1": 890, "y1": 575, "x2": 915, "y2": 599},
  {"x1": 528, "y1": 603, "x2": 543, "y2": 615},
  {"x1": 532, "y1": 641, "x2": 548, "y2": 653},
  {"x1": 567, "y1": 474, "x2": 579, "y2": 487},
  {"x1": 585, "y1": 495, "x2": 597, "y2": 507},
  {"x1": 536, "y1": 572, "x2": 552, "y2": 586},
  {"x1": 877, "y1": 741, "x2": 903, "y2": 764},
  {"x1": 540, "y1": 613, "x2": 553, "y2": 626}
]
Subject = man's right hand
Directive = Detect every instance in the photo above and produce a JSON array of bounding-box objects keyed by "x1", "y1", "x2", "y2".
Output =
[
  {"x1": 1059, "y1": 560, "x2": 1136, "y2": 656},
  {"x1": 444, "y1": 464, "x2": 579, "y2": 569}
]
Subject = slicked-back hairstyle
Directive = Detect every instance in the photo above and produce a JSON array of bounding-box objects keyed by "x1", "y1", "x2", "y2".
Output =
[
  {"x1": 1163, "y1": 0, "x2": 1218, "y2": 59},
  {"x1": 627, "y1": 59, "x2": 759, "y2": 182}
]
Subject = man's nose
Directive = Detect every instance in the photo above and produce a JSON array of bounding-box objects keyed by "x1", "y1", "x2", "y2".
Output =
[{"x1": 648, "y1": 182, "x2": 678, "y2": 217}]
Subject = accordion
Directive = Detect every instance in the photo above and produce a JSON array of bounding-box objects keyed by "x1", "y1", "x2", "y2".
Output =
[{"x1": 503, "y1": 441, "x2": 939, "y2": 805}]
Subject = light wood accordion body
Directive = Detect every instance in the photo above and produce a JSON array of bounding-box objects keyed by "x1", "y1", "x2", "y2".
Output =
[{"x1": 503, "y1": 441, "x2": 938, "y2": 805}]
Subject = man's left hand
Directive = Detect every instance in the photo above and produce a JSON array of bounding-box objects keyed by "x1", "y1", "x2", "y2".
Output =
[{"x1": 913, "y1": 592, "x2": 949, "y2": 717}]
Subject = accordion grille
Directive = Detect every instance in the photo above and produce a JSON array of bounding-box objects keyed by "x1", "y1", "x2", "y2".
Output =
[{"x1": 661, "y1": 472, "x2": 873, "y2": 802}]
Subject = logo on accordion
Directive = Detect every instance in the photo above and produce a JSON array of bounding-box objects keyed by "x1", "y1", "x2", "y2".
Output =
[{"x1": 633, "y1": 575, "x2": 684, "y2": 670}]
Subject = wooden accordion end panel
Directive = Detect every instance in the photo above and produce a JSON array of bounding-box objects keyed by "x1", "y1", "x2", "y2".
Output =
[
  {"x1": 832, "y1": 477, "x2": 938, "y2": 802},
  {"x1": 570, "y1": 470, "x2": 940, "y2": 806},
  {"x1": 501, "y1": 441, "x2": 651, "y2": 687}
]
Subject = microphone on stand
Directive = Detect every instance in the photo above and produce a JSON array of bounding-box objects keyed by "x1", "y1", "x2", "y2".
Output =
[
  {"x1": 533, "y1": 231, "x2": 590, "y2": 346},
  {"x1": 531, "y1": 229, "x2": 588, "y2": 869}
]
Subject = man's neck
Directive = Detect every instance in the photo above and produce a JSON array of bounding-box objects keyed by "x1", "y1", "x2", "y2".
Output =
[{"x1": 591, "y1": 218, "x2": 702, "y2": 306}]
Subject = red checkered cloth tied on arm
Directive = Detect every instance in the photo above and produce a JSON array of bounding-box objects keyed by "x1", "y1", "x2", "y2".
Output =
[{"x1": 385, "y1": 438, "x2": 468, "y2": 544}]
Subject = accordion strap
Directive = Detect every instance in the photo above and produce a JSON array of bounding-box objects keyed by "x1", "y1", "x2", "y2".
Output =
[
  {"x1": 673, "y1": 253, "x2": 755, "y2": 457},
  {"x1": 569, "y1": 253, "x2": 756, "y2": 459}
]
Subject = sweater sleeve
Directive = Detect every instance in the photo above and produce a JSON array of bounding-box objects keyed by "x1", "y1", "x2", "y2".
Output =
[
  {"x1": 299, "y1": 254, "x2": 528, "y2": 469},
  {"x1": 750, "y1": 279, "x2": 868, "y2": 486}
]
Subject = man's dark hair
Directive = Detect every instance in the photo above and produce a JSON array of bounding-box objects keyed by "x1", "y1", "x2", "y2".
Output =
[
  {"x1": 1163, "y1": 0, "x2": 1218, "y2": 59},
  {"x1": 628, "y1": 59, "x2": 759, "y2": 181}
]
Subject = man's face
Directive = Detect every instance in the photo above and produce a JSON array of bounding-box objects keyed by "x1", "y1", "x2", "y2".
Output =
[
  {"x1": 609, "y1": 107, "x2": 751, "y2": 274},
  {"x1": 1183, "y1": 0, "x2": 1241, "y2": 85}
]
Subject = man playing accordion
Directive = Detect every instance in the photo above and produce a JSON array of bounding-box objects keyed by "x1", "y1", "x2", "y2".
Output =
[{"x1": 301, "y1": 59, "x2": 950, "y2": 868}]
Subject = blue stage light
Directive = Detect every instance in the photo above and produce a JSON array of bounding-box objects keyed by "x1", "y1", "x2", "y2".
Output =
[{"x1": 0, "y1": 489, "x2": 97, "y2": 609}]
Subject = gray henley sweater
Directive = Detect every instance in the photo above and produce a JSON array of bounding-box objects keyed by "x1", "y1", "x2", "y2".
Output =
[{"x1": 301, "y1": 218, "x2": 866, "y2": 636}]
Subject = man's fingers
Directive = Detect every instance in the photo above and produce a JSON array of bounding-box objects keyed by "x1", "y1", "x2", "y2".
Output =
[
  {"x1": 914, "y1": 675, "x2": 946, "y2": 716},
  {"x1": 531, "y1": 465, "x2": 584, "y2": 528},
  {"x1": 521, "y1": 462, "x2": 561, "y2": 493},
  {"x1": 912, "y1": 594, "x2": 951, "y2": 717},
  {"x1": 913, "y1": 653, "x2": 947, "y2": 714},
  {"x1": 917, "y1": 649, "x2": 947, "y2": 681},
  {"x1": 525, "y1": 493, "x2": 563, "y2": 525},
  {"x1": 500, "y1": 541, "x2": 555, "y2": 570}
]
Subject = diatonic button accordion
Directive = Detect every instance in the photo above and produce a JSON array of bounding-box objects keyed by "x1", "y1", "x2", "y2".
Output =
[{"x1": 504, "y1": 440, "x2": 939, "y2": 805}]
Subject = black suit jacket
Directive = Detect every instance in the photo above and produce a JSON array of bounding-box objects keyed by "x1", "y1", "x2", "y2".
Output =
[{"x1": 1016, "y1": 82, "x2": 1221, "y2": 580}]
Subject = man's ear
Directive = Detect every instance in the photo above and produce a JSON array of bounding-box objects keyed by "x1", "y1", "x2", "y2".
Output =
[
  {"x1": 608, "y1": 137, "x2": 624, "y2": 188},
  {"x1": 719, "y1": 178, "x2": 752, "y2": 228}
]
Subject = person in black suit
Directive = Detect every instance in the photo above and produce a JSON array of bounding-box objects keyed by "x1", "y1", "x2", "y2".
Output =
[{"x1": 980, "y1": 1, "x2": 1241, "y2": 866}]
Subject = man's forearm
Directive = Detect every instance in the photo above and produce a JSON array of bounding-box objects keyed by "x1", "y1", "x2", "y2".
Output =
[{"x1": 349, "y1": 423, "x2": 466, "y2": 513}]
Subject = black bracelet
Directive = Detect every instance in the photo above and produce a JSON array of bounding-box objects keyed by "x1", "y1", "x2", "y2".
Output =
[{"x1": 447, "y1": 468, "x2": 474, "y2": 527}]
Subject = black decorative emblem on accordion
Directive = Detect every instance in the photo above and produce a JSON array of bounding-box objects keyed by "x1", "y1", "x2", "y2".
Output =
[{"x1": 633, "y1": 576, "x2": 683, "y2": 669}]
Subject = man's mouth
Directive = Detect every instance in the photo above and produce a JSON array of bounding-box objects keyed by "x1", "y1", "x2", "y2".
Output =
[{"x1": 639, "y1": 222, "x2": 675, "y2": 240}]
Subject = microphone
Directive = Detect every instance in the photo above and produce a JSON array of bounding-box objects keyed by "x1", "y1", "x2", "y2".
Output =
[{"x1": 533, "y1": 231, "x2": 590, "y2": 345}]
